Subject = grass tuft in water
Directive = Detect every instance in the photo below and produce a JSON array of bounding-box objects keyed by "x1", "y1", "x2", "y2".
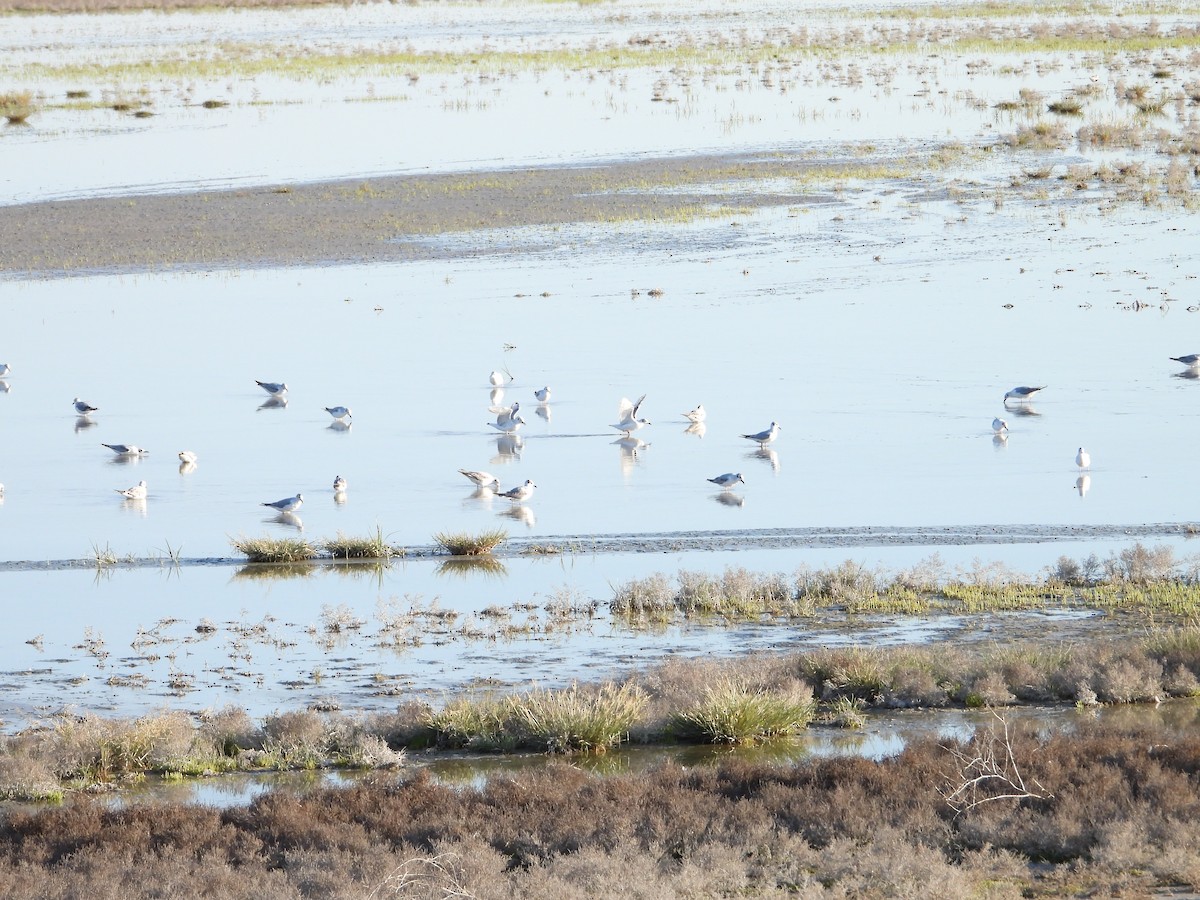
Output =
[
  {"x1": 321, "y1": 527, "x2": 394, "y2": 559},
  {"x1": 230, "y1": 535, "x2": 318, "y2": 563},
  {"x1": 0, "y1": 91, "x2": 33, "y2": 124},
  {"x1": 433, "y1": 528, "x2": 507, "y2": 556}
]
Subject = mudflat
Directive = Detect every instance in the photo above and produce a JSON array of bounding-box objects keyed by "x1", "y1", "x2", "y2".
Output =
[{"x1": 0, "y1": 150, "x2": 891, "y2": 278}]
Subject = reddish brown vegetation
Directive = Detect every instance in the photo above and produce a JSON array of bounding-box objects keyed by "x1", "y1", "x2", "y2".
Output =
[{"x1": 2, "y1": 721, "x2": 1200, "y2": 897}]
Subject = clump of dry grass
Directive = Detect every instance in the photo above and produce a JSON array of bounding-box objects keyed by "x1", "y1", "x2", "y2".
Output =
[
  {"x1": 433, "y1": 528, "x2": 507, "y2": 556},
  {"x1": 1005, "y1": 119, "x2": 1069, "y2": 149},
  {"x1": 1047, "y1": 97, "x2": 1083, "y2": 115},
  {"x1": 0, "y1": 91, "x2": 33, "y2": 124}
]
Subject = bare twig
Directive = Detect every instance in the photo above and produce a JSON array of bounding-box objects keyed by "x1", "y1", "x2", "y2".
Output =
[{"x1": 940, "y1": 710, "x2": 1053, "y2": 815}]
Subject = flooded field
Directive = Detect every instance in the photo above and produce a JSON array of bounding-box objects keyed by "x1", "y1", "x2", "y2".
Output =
[{"x1": 2, "y1": 0, "x2": 1200, "y2": 736}]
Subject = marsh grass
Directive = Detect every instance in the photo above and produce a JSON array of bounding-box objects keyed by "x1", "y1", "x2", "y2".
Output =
[
  {"x1": 1047, "y1": 97, "x2": 1083, "y2": 115},
  {"x1": 230, "y1": 534, "x2": 318, "y2": 563},
  {"x1": 0, "y1": 91, "x2": 33, "y2": 124},
  {"x1": 433, "y1": 528, "x2": 507, "y2": 556},
  {"x1": 507, "y1": 681, "x2": 647, "y2": 753},
  {"x1": 426, "y1": 682, "x2": 646, "y2": 754},
  {"x1": 321, "y1": 527, "x2": 394, "y2": 559},
  {"x1": 670, "y1": 678, "x2": 816, "y2": 744},
  {"x1": 610, "y1": 545, "x2": 1200, "y2": 625}
]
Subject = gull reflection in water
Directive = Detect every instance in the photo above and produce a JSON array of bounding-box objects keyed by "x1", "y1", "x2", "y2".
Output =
[
  {"x1": 120, "y1": 497, "x2": 148, "y2": 518},
  {"x1": 334, "y1": 489, "x2": 348, "y2": 506},
  {"x1": 489, "y1": 387, "x2": 505, "y2": 407},
  {"x1": 1173, "y1": 369, "x2": 1200, "y2": 381},
  {"x1": 0, "y1": 380, "x2": 9, "y2": 394},
  {"x1": 615, "y1": 437, "x2": 649, "y2": 479},
  {"x1": 1075, "y1": 474, "x2": 1091, "y2": 499},
  {"x1": 270, "y1": 512, "x2": 304, "y2": 530},
  {"x1": 992, "y1": 433, "x2": 1008, "y2": 451},
  {"x1": 535, "y1": 404, "x2": 552, "y2": 423},
  {"x1": 747, "y1": 447, "x2": 779, "y2": 473},
  {"x1": 713, "y1": 492, "x2": 745, "y2": 508},
  {"x1": 328, "y1": 419, "x2": 352, "y2": 433},
  {"x1": 492, "y1": 434, "x2": 523, "y2": 463},
  {"x1": 74, "y1": 415, "x2": 97, "y2": 433},
  {"x1": 258, "y1": 396, "x2": 288, "y2": 411},
  {"x1": 179, "y1": 460, "x2": 197, "y2": 475},
  {"x1": 500, "y1": 504, "x2": 536, "y2": 528},
  {"x1": 464, "y1": 486, "x2": 496, "y2": 509},
  {"x1": 1008, "y1": 403, "x2": 1040, "y2": 418},
  {"x1": 684, "y1": 421, "x2": 707, "y2": 439}
]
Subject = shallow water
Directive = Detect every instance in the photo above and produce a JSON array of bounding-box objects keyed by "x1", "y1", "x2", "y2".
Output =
[{"x1": 1, "y1": 196, "x2": 1198, "y2": 566}]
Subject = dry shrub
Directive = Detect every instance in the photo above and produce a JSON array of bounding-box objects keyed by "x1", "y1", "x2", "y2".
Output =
[
  {"x1": 198, "y1": 705, "x2": 263, "y2": 756},
  {"x1": 0, "y1": 755, "x2": 61, "y2": 802},
  {"x1": 262, "y1": 710, "x2": 327, "y2": 766},
  {"x1": 967, "y1": 671, "x2": 1017, "y2": 707}
]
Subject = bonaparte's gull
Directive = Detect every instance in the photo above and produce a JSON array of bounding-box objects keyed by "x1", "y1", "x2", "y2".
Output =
[
  {"x1": 1170, "y1": 354, "x2": 1200, "y2": 368},
  {"x1": 708, "y1": 472, "x2": 745, "y2": 490},
  {"x1": 497, "y1": 479, "x2": 537, "y2": 502},
  {"x1": 683, "y1": 404, "x2": 706, "y2": 423},
  {"x1": 333, "y1": 475, "x2": 347, "y2": 492},
  {"x1": 0, "y1": 364, "x2": 11, "y2": 377},
  {"x1": 325, "y1": 406, "x2": 352, "y2": 420},
  {"x1": 102, "y1": 443, "x2": 148, "y2": 457},
  {"x1": 491, "y1": 401, "x2": 520, "y2": 425},
  {"x1": 115, "y1": 480, "x2": 148, "y2": 500},
  {"x1": 256, "y1": 380, "x2": 288, "y2": 397},
  {"x1": 742, "y1": 422, "x2": 781, "y2": 447},
  {"x1": 1075, "y1": 447, "x2": 1090, "y2": 472},
  {"x1": 612, "y1": 394, "x2": 651, "y2": 435},
  {"x1": 262, "y1": 493, "x2": 304, "y2": 513},
  {"x1": 534, "y1": 386, "x2": 551, "y2": 404},
  {"x1": 73, "y1": 398, "x2": 98, "y2": 415},
  {"x1": 459, "y1": 469, "x2": 500, "y2": 490},
  {"x1": 489, "y1": 369, "x2": 513, "y2": 387},
  {"x1": 489, "y1": 414, "x2": 526, "y2": 434},
  {"x1": 178, "y1": 450, "x2": 198, "y2": 465},
  {"x1": 992, "y1": 417, "x2": 1009, "y2": 434},
  {"x1": 1004, "y1": 385, "x2": 1045, "y2": 403}
]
